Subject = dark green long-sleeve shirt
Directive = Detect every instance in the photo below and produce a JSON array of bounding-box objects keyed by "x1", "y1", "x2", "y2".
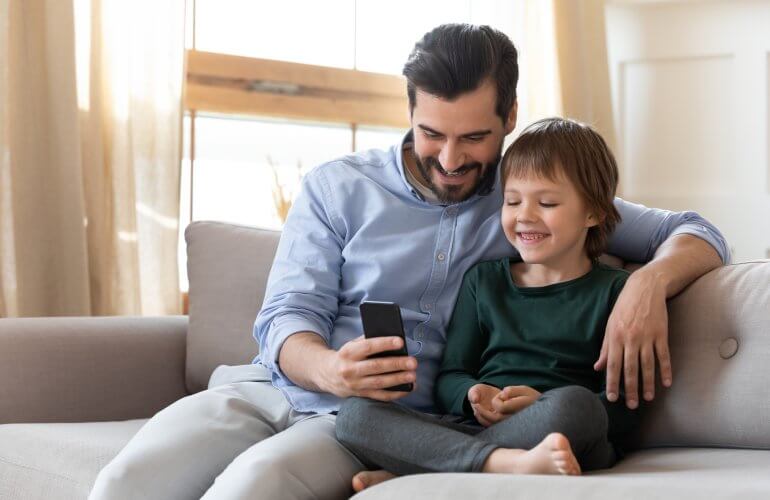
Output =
[{"x1": 436, "y1": 258, "x2": 629, "y2": 424}]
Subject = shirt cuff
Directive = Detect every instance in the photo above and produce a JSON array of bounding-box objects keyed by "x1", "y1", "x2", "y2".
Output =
[
  {"x1": 669, "y1": 223, "x2": 731, "y2": 264},
  {"x1": 261, "y1": 315, "x2": 329, "y2": 380}
]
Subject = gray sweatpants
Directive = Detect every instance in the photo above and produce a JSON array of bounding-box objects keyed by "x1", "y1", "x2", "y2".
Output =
[
  {"x1": 89, "y1": 364, "x2": 364, "y2": 500},
  {"x1": 335, "y1": 385, "x2": 622, "y2": 475}
]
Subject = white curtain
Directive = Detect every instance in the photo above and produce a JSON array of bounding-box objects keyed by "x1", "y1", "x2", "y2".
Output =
[
  {"x1": 0, "y1": 0, "x2": 186, "y2": 317},
  {"x1": 512, "y1": 0, "x2": 616, "y2": 151}
]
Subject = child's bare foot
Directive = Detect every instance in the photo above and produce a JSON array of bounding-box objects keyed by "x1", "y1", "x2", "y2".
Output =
[
  {"x1": 482, "y1": 433, "x2": 581, "y2": 476},
  {"x1": 352, "y1": 470, "x2": 396, "y2": 492}
]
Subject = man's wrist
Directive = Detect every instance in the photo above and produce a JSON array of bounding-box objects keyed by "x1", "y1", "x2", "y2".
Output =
[
  {"x1": 629, "y1": 264, "x2": 671, "y2": 297},
  {"x1": 314, "y1": 347, "x2": 337, "y2": 395},
  {"x1": 279, "y1": 331, "x2": 335, "y2": 393}
]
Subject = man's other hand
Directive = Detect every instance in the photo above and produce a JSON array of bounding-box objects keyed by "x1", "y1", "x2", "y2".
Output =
[{"x1": 594, "y1": 269, "x2": 672, "y2": 409}]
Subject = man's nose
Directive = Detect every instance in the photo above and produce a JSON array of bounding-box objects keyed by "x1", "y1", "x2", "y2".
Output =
[{"x1": 438, "y1": 141, "x2": 464, "y2": 172}]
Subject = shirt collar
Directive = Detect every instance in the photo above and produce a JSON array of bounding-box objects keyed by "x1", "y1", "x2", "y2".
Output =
[{"x1": 395, "y1": 130, "x2": 426, "y2": 202}]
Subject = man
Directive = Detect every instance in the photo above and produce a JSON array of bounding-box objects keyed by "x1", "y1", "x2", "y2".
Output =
[{"x1": 90, "y1": 24, "x2": 729, "y2": 500}]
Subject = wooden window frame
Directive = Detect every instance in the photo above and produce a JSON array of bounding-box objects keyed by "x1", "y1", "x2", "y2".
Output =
[
  {"x1": 184, "y1": 49, "x2": 410, "y2": 128},
  {"x1": 181, "y1": 49, "x2": 411, "y2": 314}
]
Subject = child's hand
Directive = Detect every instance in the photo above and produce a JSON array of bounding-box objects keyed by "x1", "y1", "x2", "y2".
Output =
[
  {"x1": 492, "y1": 385, "x2": 542, "y2": 415},
  {"x1": 467, "y1": 384, "x2": 505, "y2": 427}
]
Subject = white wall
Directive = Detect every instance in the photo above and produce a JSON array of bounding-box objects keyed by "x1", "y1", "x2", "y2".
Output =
[{"x1": 605, "y1": 0, "x2": 770, "y2": 263}]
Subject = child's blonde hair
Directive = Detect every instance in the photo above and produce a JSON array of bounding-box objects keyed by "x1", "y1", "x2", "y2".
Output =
[{"x1": 501, "y1": 118, "x2": 621, "y2": 260}]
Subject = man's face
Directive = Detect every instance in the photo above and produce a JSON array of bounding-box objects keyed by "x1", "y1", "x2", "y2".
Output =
[{"x1": 408, "y1": 79, "x2": 516, "y2": 204}]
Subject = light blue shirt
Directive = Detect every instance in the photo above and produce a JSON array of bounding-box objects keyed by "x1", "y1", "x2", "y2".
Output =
[{"x1": 254, "y1": 132, "x2": 730, "y2": 414}]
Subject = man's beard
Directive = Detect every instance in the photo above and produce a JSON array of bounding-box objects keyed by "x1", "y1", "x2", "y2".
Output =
[{"x1": 413, "y1": 152, "x2": 500, "y2": 204}]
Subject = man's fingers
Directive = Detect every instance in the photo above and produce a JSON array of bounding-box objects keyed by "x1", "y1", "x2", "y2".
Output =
[
  {"x1": 594, "y1": 335, "x2": 609, "y2": 371},
  {"x1": 623, "y1": 345, "x2": 640, "y2": 409},
  {"x1": 355, "y1": 371, "x2": 416, "y2": 391},
  {"x1": 605, "y1": 342, "x2": 622, "y2": 402},
  {"x1": 354, "y1": 355, "x2": 417, "y2": 377},
  {"x1": 656, "y1": 338, "x2": 673, "y2": 387},
  {"x1": 346, "y1": 336, "x2": 405, "y2": 361},
  {"x1": 641, "y1": 343, "x2": 656, "y2": 401}
]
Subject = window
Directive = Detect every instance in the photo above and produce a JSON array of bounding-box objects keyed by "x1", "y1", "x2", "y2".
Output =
[{"x1": 180, "y1": 1, "x2": 521, "y2": 293}]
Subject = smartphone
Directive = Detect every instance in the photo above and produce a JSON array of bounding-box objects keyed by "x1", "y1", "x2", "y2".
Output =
[{"x1": 359, "y1": 301, "x2": 413, "y2": 392}]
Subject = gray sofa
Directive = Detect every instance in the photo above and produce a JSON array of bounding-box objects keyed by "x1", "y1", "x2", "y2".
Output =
[{"x1": 1, "y1": 220, "x2": 769, "y2": 499}]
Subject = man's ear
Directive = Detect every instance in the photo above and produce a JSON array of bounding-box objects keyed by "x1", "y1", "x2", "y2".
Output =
[{"x1": 504, "y1": 100, "x2": 518, "y2": 135}]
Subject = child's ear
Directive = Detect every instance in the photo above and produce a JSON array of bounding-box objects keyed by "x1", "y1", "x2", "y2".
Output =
[{"x1": 585, "y1": 212, "x2": 602, "y2": 228}]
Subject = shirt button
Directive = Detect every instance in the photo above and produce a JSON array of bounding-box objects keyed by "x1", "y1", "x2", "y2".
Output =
[
  {"x1": 446, "y1": 207, "x2": 457, "y2": 216},
  {"x1": 437, "y1": 252, "x2": 446, "y2": 261},
  {"x1": 424, "y1": 303, "x2": 432, "y2": 311},
  {"x1": 415, "y1": 331, "x2": 423, "y2": 340}
]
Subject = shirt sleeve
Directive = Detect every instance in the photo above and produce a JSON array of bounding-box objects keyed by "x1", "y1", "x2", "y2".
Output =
[
  {"x1": 253, "y1": 167, "x2": 346, "y2": 382},
  {"x1": 435, "y1": 267, "x2": 487, "y2": 418},
  {"x1": 607, "y1": 198, "x2": 731, "y2": 264}
]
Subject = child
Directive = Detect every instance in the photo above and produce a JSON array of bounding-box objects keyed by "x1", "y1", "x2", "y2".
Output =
[{"x1": 335, "y1": 117, "x2": 639, "y2": 490}]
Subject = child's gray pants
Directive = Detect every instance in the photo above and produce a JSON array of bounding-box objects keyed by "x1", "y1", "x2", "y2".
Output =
[{"x1": 335, "y1": 385, "x2": 623, "y2": 475}]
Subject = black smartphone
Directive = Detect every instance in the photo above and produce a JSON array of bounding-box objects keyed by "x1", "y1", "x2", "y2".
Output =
[{"x1": 359, "y1": 301, "x2": 413, "y2": 392}]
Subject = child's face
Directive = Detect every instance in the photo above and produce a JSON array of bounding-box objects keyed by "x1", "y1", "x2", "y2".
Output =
[{"x1": 501, "y1": 167, "x2": 598, "y2": 266}]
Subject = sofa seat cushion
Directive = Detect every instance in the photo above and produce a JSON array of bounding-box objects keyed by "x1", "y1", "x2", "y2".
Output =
[
  {"x1": 353, "y1": 448, "x2": 770, "y2": 499},
  {"x1": 0, "y1": 419, "x2": 146, "y2": 500}
]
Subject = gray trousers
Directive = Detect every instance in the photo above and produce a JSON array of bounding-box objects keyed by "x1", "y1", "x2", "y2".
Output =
[
  {"x1": 89, "y1": 364, "x2": 364, "y2": 500},
  {"x1": 335, "y1": 385, "x2": 619, "y2": 476}
]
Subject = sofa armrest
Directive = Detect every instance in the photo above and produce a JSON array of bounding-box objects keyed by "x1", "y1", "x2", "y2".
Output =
[{"x1": 0, "y1": 316, "x2": 189, "y2": 424}]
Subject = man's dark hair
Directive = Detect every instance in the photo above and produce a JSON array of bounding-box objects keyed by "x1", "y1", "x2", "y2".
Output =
[{"x1": 403, "y1": 24, "x2": 519, "y2": 122}]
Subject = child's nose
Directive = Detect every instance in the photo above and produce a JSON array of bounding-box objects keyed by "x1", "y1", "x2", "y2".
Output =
[{"x1": 517, "y1": 204, "x2": 537, "y2": 222}]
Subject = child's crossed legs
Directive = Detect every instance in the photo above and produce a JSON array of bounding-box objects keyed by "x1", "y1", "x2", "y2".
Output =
[{"x1": 335, "y1": 385, "x2": 617, "y2": 488}]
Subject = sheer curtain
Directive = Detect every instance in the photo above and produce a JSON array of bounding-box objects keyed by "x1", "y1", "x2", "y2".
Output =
[
  {"x1": 514, "y1": 0, "x2": 616, "y2": 151},
  {"x1": 0, "y1": 0, "x2": 185, "y2": 317}
]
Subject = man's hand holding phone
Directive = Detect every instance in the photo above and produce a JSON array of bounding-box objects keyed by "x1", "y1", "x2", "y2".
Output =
[{"x1": 323, "y1": 335, "x2": 417, "y2": 401}]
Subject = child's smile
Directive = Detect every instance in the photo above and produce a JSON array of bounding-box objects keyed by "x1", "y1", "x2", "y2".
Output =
[
  {"x1": 516, "y1": 231, "x2": 551, "y2": 245},
  {"x1": 501, "y1": 167, "x2": 598, "y2": 281}
]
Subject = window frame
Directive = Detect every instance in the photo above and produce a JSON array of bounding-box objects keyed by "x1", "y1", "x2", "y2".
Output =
[{"x1": 180, "y1": 3, "x2": 413, "y2": 310}]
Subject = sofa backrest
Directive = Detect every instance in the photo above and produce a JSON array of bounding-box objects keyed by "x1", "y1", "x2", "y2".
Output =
[
  {"x1": 635, "y1": 259, "x2": 770, "y2": 449},
  {"x1": 185, "y1": 221, "x2": 279, "y2": 393},
  {"x1": 186, "y1": 221, "x2": 770, "y2": 449}
]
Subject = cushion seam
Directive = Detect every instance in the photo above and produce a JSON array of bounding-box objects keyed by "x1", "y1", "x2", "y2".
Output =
[{"x1": 0, "y1": 454, "x2": 85, "y2": 487}]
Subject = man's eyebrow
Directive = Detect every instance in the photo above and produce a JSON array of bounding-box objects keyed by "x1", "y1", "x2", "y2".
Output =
[{"x1": 417, "y1": 124, "x2": 492, "y2": 138}]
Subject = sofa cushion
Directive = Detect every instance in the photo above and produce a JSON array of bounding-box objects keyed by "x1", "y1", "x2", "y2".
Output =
[
  {"x1": 635, "y1": 260, "x2": 770, "y2": 449},
  {"x1": 353, "y1": 448, "x2": 770, "y2": 499},
  {"x1": 0, "y1": 419, "x2": 146, "y2": 500},
  {"x1": 185, "y1": 221, "x2": 280, "y2": 393}
]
